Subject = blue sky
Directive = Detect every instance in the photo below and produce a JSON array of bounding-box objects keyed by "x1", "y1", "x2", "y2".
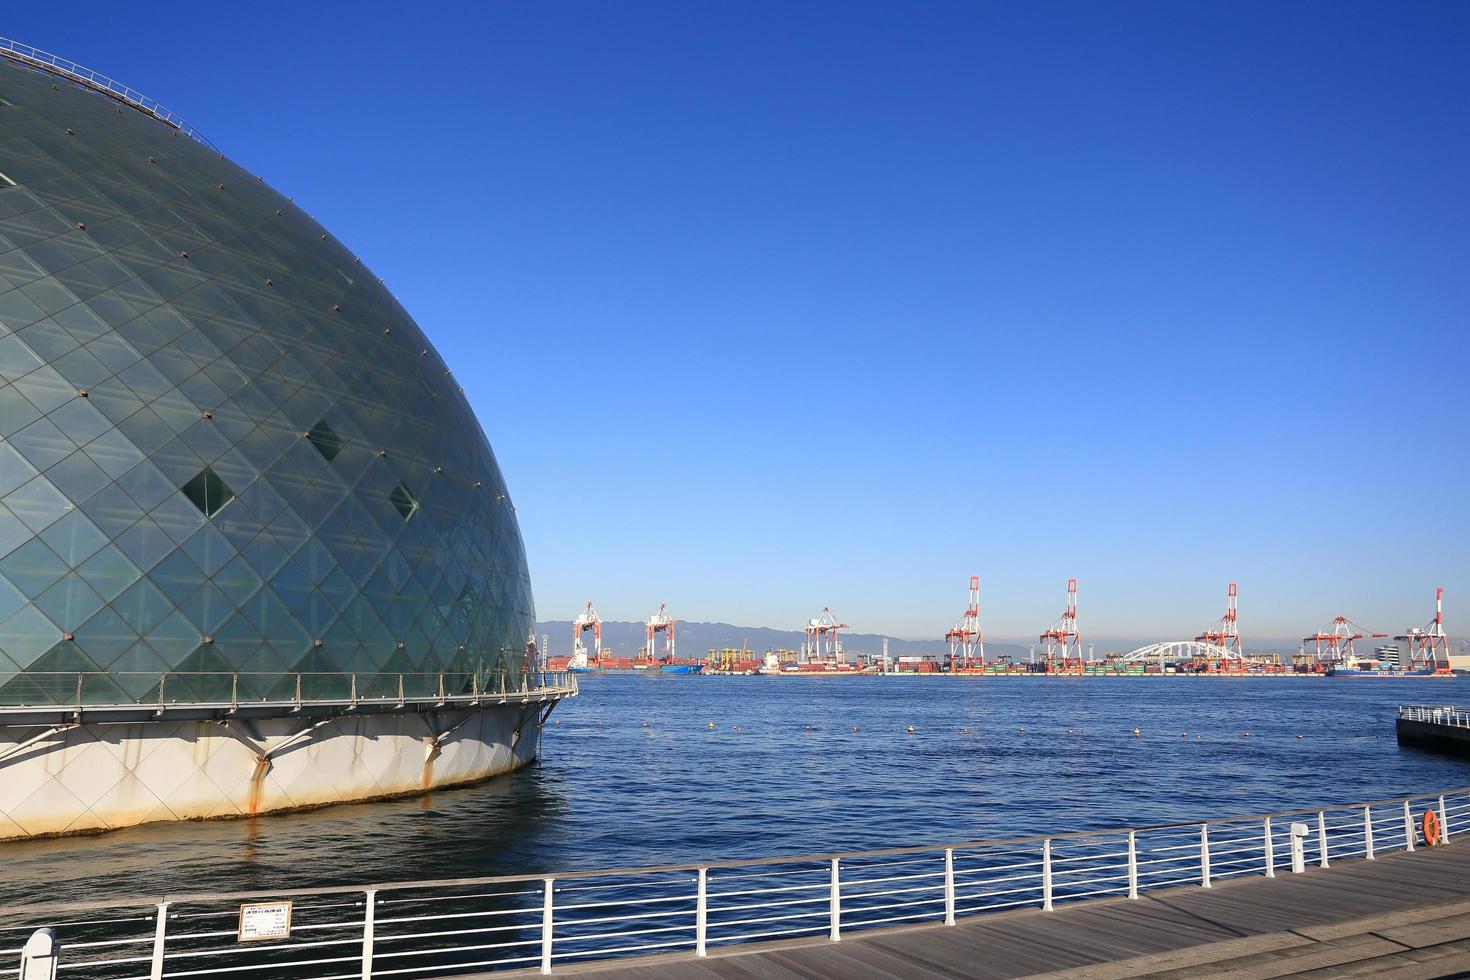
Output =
[{"x1": 10, "y1": 2, "x2": 1467, "y2": 644}]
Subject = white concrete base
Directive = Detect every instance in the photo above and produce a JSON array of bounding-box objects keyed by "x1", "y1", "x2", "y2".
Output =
[{"x1": 0, "y1": 702, "x2": 545, "y2": 840}]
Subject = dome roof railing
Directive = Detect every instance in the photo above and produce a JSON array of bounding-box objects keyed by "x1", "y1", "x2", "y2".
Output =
[{"x1": 0, "y1": 35, "x2": 217, "y2": 150}]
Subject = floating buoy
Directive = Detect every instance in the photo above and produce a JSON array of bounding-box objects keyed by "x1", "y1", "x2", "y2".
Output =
[
  {"x1": 1196, "y1": 735, "x2": 1201, "y2": 740},
  {"x1": 1297, "y1": 734, "x2": 1304, "y2": 740},
  {"x1": 852, "y1": 725, "x2": 859, "y2": 732},
  {"x1": 708, "y1": 722, "x2": 715, "y2": 729},
  {"x1": 1242, "y1": 732, "x2": 1250, "y2": 738},
  {"x1": 1133, "y1": 728, "x2": 1141, "y2": 737},
  {"x1": 1066, "y1": 728, "x2": 1073, "y2": 735},
  {"x1": 907, "y1": 725, "x2": 915, "y2": 733},
  {"x1": 961, "y1": 727, "x2": 969, "y2": 734},
  {"x1": 1018, "y1": 727, "x2": 1025, "y2": 733}
]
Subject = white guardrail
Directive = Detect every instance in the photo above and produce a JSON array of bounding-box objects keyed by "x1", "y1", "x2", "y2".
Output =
[
  {"x1": 1400, "y1": 704, "x2": 1470, "y2": 729},
  {"x1": 1, "y1": 786, "x2": 1466, "y2": 979},
  {"x1": 0, "y1": 35, "x2": 216, "y2": 149}
]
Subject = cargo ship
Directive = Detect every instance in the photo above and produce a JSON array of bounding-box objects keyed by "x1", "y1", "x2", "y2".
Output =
[
  {"x1": 1326, "y1": 645, "x2": 1450, "y2": 677},
  {"x1": 657, "y1": 661, "x2": 704, "y2": 674}
]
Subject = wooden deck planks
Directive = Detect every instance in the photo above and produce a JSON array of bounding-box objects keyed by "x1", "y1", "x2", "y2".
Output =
[{"x1": 508, "y1": 843, "x2": 1470, "y2": 979}]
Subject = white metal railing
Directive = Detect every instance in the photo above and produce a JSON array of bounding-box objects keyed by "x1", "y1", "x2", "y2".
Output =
[
  {"x1": 0, "y1": 671, "x2": 578, "y2": 713},
  {"x1": 1400, "y1": 704, "x2": 1470, "y2": 729},
  {"x1": 0, "y1": 35, "x2": 216, "y2": 149},
  {"x1": 1, "y1": 786, "x2": 1464, "y2": 978}
]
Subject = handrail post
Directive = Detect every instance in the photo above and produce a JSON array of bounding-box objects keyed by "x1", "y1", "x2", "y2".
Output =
[
  {"x1": 295, "y1": 673, "x2": 302, "y2": 707},
  {"x1": 1127, "y1": 831, "x2": 1138, "y2": 899},
  {"x1": 1440, "y1": 794, "x2": 1450, "y2": 843},
  {"x1": 943, "y1": 848, "x2": 955, "y2": 925},
  {"x1": 696, "y1": 867, "x2": 708, "y2": 956},
  {"x1": 438, "y1": 673, "x2": 445, "y2": 700},
  {"x1": 149, "y1": 901, "x2": 168, "y2": 980},
  {"x1": 1042, "y1": 838, "x2": 1053, "y2": 910},
  {"x1": 828, "y1": 858, "x2": 841, "y2": 941},
  {"x1": 231, "y1": 672, "x2": 238, "y2": 710},
  {"x1": 1200, "y1": 824, "x2": 1212, "y2": 888},
  {"x1": 158, "y1": 672, "x2": 166, "y2": 707},
  {"x1": 1317, "y1": 811, "x2": 1330, "y2": 868},
  {"x1": 360, "y1": 888, "x2": 376, "y2": 980},
  {"x1": 75, "y1": 671, "x2": 82, "y2": 708},
  {"x1": 351, "y1": 673, "x2": 358, "y2": 705},
  {"x1": 398, "y1": 673, "x2": 404, "y2": 703},
  {"x1": 1364, "y1": 805, "x2": 1375, "y2": 860},
  {"x1": 541, "y1": 878, "x2": 554, "y2": 974},
  {"x1": 1264, "y1": 817, "x2": 1275, "y2": 877}
]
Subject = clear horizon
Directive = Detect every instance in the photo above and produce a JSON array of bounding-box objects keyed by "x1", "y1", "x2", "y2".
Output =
[{"x1": 12, "y1": 2, "x2": 1465, "y2": 639}]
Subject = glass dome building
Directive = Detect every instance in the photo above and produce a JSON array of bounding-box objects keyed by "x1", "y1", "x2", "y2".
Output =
[{"x1": 0, "y1": 41, "x2": 569, "y2": 838}]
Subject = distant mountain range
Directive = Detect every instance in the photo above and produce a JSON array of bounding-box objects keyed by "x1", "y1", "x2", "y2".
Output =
[{"x1": 534, "y1": 620, "x2": 1030, "y2": 660}]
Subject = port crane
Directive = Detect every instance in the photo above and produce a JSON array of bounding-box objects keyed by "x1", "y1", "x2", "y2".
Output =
[
  {"x1": 803, "y1": 607, "x2": 847, "y2": 664},
  {"x1": 1302, "y1": 615, "x2": 1386, "y2": 665},
  {"x1": 1194, "y1": 582, "x2": 1243, "y2": 659},
  {"x1": 945, "y1": 576, "x2": 984, "y2": 669},
  {"x1": 1396, "y1": 587, "x2": 1450, "y2": 670},
  {"x1": 1039, "y1": 578, "x2": 1082, "y2": 666},
  {"x1": 645, "y1": 603, "x2": 677, "y2": 662},
  {"x1": 572, "y1": 601, "x2": 603, "y2": 665}
]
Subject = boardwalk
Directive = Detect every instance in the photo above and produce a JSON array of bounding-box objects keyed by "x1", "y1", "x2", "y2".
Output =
[{"x1": 534, "y1": 842, "x2": 1470, "y2": 979}]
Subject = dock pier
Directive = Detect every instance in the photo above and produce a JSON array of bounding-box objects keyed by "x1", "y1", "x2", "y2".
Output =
[{"x1": 1397, "y1": 704, "x2": 1470, "y2": 756}]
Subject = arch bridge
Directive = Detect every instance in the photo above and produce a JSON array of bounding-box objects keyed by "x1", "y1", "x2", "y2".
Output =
[{"x1": 1117, "y1": 640, "x2": 1241, "y2": 664}]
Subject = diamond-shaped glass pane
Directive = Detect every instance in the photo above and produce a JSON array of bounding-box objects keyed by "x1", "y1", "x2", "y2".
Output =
[
  {"x1": 306, "y1": 419, "x2": 342, "y2": 462},
  {"x1": 0, "y1": 58, "x2": 534, "y2": 709},
  {"x1": 389, "y1": 482, "x2": 420, "y2": 522},
  {"x1": 180, "y1": 467, "x2": 235, "y2": 518}
]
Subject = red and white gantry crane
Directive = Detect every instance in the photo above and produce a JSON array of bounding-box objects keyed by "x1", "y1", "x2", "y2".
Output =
[
  {"x1": 1039, "y1": 578, "x2": 1081, "y2": 664},
  {"x1": 1302, "y1": 615, "x2": 1386, "y2": 665},
  {"x1": 572, "y1": 601, "x2": 602, "y2": 662},
  {"x1": 645, "y1": 603, "x2": 677, "y2": 663},
  {"x1": 803, "y1": 608, "x2": 847, "y2": 664},
  {"x1": 1194, "y1": 582, "x2": 1242, "y2": 659},
  {"x1": 1396, "y1": 587, "x2": 1450, "y2": 670},
  {"x1": 945, "y1": 576, "x2": 984, "y2": 670}
]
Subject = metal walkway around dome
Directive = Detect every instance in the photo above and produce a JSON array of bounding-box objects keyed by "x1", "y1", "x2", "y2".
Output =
[
  {"x1": 0, "y1": 34, "x2": 216, "y2": 149},
  {"x1": 1117, "y1": 639, "x2": 1241, "y2": 664}
]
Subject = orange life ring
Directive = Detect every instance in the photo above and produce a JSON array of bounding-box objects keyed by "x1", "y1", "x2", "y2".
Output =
[{"x1": 1423, "y1": 809, "x2": 1442, "y2": 846}]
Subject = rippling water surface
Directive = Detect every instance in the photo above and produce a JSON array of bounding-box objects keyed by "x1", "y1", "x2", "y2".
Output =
[{"x1": 1, "y1": 675, "x2": 1465, "y2": 904}]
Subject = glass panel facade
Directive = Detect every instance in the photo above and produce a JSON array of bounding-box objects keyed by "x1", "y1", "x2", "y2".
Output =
[{"x1": 0, "y1": 60, "x2": 534, "y2": 704}]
